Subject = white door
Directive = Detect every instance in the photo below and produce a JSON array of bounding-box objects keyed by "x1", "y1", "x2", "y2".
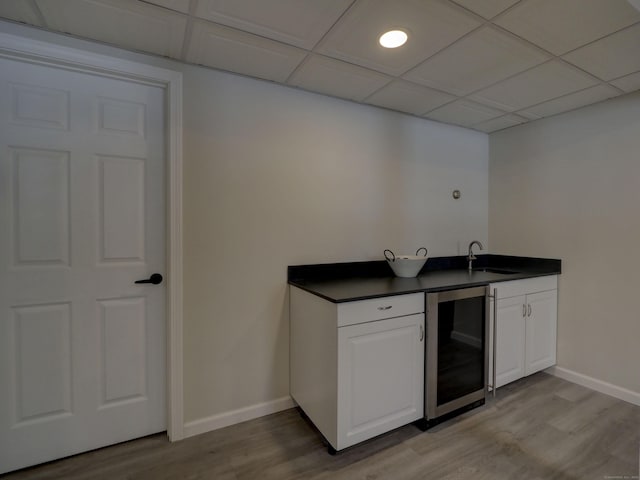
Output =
[
  {"x1": 493, "y1": 295, "x2": 526, "y2": 388},
  {"x1": 337, "y1": 314, "x2": 424, "y2": 450},
  {"x1": 525, "y1": 290, "x2": 558, "y2": 375},
  {"x1": 0, "y1": 57, "x2": 166, "y2": 474}
]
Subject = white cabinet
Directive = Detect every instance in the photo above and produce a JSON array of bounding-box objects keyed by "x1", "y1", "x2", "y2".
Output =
[
  {"x1": 493, "y1": 295, "x2": 527, "y2": 387},
  {"x1": 525, "y1": 289, "x2": 558, "y2": 374},
  {"x1": 489, "y1": 276, "x2": 558, "y2": 389},
  {"x1": 338, "y1": 313, "x2": 424, "y2": 448},
  {"x1": 290, "y1": 287, "x2": 424, "y2": 451}
]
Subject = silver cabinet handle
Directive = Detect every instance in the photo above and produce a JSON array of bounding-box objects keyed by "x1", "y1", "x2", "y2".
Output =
[
  {"x1": 492, "y1": 288, "x2": 497, "y2": 398},
  {"x1": 377, "y1": 305, "x2": 392, "y2": 311},
  {"x1": 523, "y1": 304, "x2": 526, "y2": 317},
  {"x1": 419, "y1": 324, "x2": 424, "y2": 342},
  {"x1": 527, "y1": 304, "x2": 532, "y2": 317}
]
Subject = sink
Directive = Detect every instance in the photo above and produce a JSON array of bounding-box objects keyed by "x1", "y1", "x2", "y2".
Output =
[{"x1": 472, "y1": 267, "x2": 520, "y2": 275}]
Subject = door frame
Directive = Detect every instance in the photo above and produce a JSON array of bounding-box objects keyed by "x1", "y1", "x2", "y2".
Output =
[{"x1": 0, "y1": 31, "x2": 185, "y2": 440}]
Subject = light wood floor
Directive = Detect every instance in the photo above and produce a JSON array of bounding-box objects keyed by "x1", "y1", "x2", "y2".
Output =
[{"x1": 5, "y1": 373, "x2": 640, "y2": 480}]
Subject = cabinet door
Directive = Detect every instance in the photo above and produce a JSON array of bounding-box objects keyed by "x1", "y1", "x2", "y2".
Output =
[
  {"x1": 525, "y1": 290, "x2": 558, "y2": 375},
  {"x1": 337, "y1": 313, "x2": 424, "y2": 450},
  {"x1": 492, "y1": 295, "x2": 526, "y2": 389}
]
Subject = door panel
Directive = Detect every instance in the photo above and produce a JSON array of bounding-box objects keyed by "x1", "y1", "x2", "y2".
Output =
[
  {"x1": 99, "y1": 155, "x2": 146, "y2": 263},
  {"x1": 11, "y1": 147, "x2": 70, "y2": 266},
  {"x1": 525, "y1": 290, "x2": 558, "y2": 375},
  {"x1": 96, "y1": 96, "x2": 146, "y2": 137},
  {"x1": 10, "y1": 82, "x2": 69, "y2": 130},
  {"x1": 337, "y1": 314, "x2": 424, "y2": 450},
  {"x1": 494, "y1": 295, "x2": 526, "y2": 388},
  {"x1": 0, "y1": 57, "x2": 165, "y2": 474},
  {"x1": 98, "y1": 297, "x2": 147, "y2": 406},
  {"x1": 11, "y1": 303, "x2": 72, "y2": 424}
]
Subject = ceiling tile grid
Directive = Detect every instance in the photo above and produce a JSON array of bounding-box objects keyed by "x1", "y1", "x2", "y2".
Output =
[
  {"x1": 562, "y1": 23, "x2": 640, "y2": 81},
  {"x1": 0, "y1": 0, "x2": 43, "y2": 26},
  {"x1": 35, "y1": 0, "x2": 188, "y2": 58},
  {"x1": 186, "y1": 19, "x2": 307, "y2": 82},
  {"x1": 425, "y1": 99, "x2": 507, "y2": 127},
  {"x1": 518, "y1": 84, "x2": 622, "y2": 118},
  {"x1": 403, "y1": 26, "x2": 551, "y2": 95},
  {"x1": 141, "y1": 0, "x2": 191, "y2": 14},
  {"x1": 288, "y1": 54, "x2": 391, "y2": 101},
  {"x1": 315, "y1": 0, "x2": 481, "y2": 76},
  {"x1": 469, "y1": 60, "x2": 601, "y2": 112},
  {"x1": 494, "y1": 0, "x2": 640, "y2": 55},
  {"x1": 365, "y1": 80, "x2": 456, "y2": 115},
  {"x1": 450, "y1": 0, "x2": 520, "y2": 20},
  {"x1": 610, "y1": 71, "x2": 640, "y2": 92},
  {"x1": 193, "y1": 0, "x2": 353, "y2": 50},
  {"x1": 1, "y1": 0, "x2": 639, "y2": 133},
  {"x1": 473, "y1": 113, "x2": 528, "y2": 132}
]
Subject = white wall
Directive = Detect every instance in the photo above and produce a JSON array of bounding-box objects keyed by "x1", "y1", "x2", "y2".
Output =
[
  {"x1": 0, "y1": 22, "x2": 489, "y2": 428},
  {"x1": 490, "y1": 92, "x2": 640, "y2": 394},
  {"x1": 181, "y1": 66, "x2": 488, "y2": 422}
]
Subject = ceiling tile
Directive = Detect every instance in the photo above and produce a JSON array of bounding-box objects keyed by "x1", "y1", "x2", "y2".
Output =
[
  {"x1": 404, "y1": 26, "x2": 549, "y2": 95},
  {"x1": 516, "y1": 110, "x2": 542, "y2": 120},
  {"x1": 519, "y1": 84, "x2": 622, "y2": 118},
  {"x1": 426, "y1": 99, "x2": 506, "y2": 127},
  {"x1": 187, "y1": 20, "x2": 307, "y2": 83},
  {"x1": 288, "y1": 54, "x2": 392, "y2": 102},
  {"x1": 365, "y1": 80, "x2": 456, "y2": 115},
  {"x1": 316, "y1": 0, "x2": 481, "y2": 76},
  {"x1": 562, "y1": 24, "x2": 640, "y2": 81},
  {"x1": 450, "y1": 0, "x2": 519, "y2": 19},
  {"x1": 0, "y1": 0, "x2": 42, "y2": 26},
  {"x1": 1, "y1": 0, "x2": 635, "y2": 130},
  {"x1": 610, "y1": 71, "x2": 640, "y2": 92},
  {"x1": 140, "y1": 0, "x2": 190, "y2": 14},
  {"x1": 194, "y1": 0, "x2": 352, "y2": 50},
  {"x1": 35, "y1": 0, "x2": 186, "y2": 58},
  {"x1": 469, "y1": 60, "x2": 599, "y2": 111},
  {"x1": 473, "y1": 113, "x2": 527, "y2": 132},
  {"x1": 494, "y1": 0, "x2": 640, "y2": 55}
]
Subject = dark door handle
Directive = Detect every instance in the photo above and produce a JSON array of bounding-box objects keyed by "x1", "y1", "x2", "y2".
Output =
[{"x1": 135, "y1": 273, "x2": 163, "y2": 285}]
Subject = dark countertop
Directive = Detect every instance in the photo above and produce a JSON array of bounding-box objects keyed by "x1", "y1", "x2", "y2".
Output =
[{"x1": 288, "y1": 254, "x2": 561, "y2": 303}]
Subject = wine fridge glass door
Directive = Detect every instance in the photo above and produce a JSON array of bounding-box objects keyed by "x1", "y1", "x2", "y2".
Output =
[{"x1": 426, "y1": 286, "x2": 489, "y2": 420}]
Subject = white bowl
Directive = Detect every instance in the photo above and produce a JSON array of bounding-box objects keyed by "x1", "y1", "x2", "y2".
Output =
[{"x1": 384, "y1": 249, "x2": 428, "y2": 278}]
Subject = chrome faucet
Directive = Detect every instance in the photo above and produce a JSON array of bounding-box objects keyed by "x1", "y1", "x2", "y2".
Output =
[{"x1": 467, "y1": 240, "x2": 484, "y2": 271}]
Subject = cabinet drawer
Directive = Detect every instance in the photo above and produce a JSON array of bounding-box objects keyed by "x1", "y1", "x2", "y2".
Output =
[
  {"x1": 337, "y1": 293, "x2": 424, "y2": 327},
  {"x1": 492, "y1": 275, "x2": 557, "y2": 299}
]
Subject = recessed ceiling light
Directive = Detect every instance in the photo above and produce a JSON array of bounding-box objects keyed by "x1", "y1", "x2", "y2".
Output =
[{"x1": 379, "y1": 30, "x2": 408, "y2": 49}]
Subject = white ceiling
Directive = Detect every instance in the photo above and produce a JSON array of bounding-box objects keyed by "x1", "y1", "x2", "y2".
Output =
[{"x1": 2, "y1": 0, "x2": 640, "y2": 132}]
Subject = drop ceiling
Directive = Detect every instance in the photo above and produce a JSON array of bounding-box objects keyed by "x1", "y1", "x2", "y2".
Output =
[{"x1": 2, "y1": 0, "x2": 640, "y2": 132}]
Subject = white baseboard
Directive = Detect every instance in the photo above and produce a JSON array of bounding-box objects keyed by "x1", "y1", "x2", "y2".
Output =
[
  {"x1": 183, "y1": 396, "x2": 296, "y2": 439},
  {"x1": 546, "y1": 366, "x2": 640, "y2": 407}
]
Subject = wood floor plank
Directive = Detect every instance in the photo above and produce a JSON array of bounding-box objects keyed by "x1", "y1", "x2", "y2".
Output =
[{"x1": 4, "y1": 373, "x2": 639, "y2": 480}]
